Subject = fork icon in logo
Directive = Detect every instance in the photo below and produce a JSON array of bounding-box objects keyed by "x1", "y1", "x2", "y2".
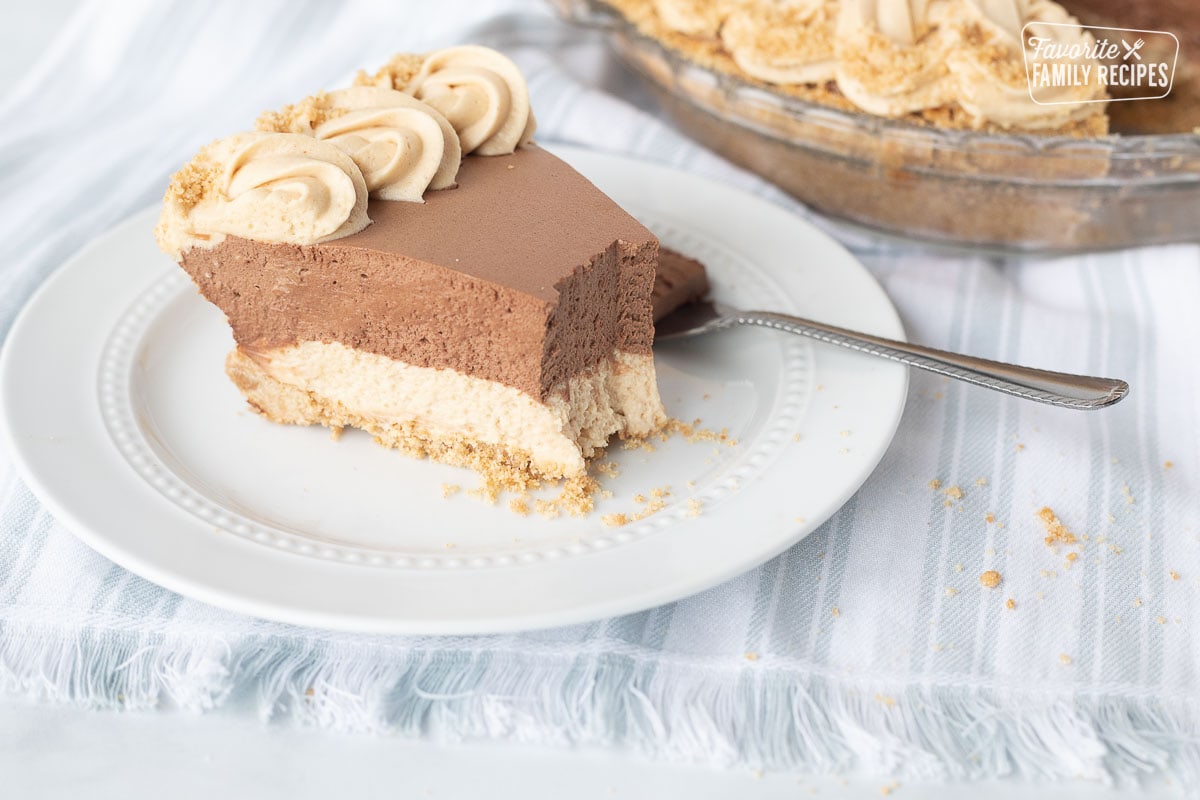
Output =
[{"x1": 1122, "y1": 38, "x2": 1145, "y2": 60}]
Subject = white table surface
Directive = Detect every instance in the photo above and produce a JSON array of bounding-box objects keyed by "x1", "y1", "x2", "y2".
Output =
[
  {"x1": 0, "y1": 699, "x2": 1181, "y2": 799},
  {"x1": 0, "y1": 5, "x2": 1184, "y2": 798}
]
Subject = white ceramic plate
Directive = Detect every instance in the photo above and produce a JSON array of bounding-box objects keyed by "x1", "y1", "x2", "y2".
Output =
[{"x1": 0, "y1": 145, "x2": 906, "y2": 634}]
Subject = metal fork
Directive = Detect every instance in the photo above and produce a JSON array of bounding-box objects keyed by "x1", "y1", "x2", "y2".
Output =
[{"x1": 655, "y1": 301, "x2": 1129, "y2": 410}]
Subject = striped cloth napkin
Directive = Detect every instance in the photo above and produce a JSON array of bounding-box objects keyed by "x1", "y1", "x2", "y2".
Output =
[{"x1": 2, "y1": 0, "x2": 1198, "y2": 785}]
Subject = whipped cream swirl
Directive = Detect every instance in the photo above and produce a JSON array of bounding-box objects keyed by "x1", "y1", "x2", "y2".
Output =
[
  {"x1": 257, "y1": 87, "x2": 461, "y2": 201},
  {"x1": 946, "y1": 0, "x2": 1104, "y2": 129},
  {"x1": 156, "y1": 132, "x2": 370, "y2": 260},
  {"x1": 652, "y1": 0, "x2": 1105, "y2": 131},
  {"x1": 835, "y1": 0, "x2": 959, "y2": 116},
  {"x1": 654, "y1": 0, "x2": 731, "y2": 37},
  {"x1": 315, "y1": 108, "x2": 445, "y2": 202},
  {"x1": 403, "y1": 46, "x2": 536, "y2": 156},
  {"x1": 321, "y1": 88, "x2": 461, "y2": 193},
  {"x1": 722, "y1": 0, "x2": 839, "y2": 85}
]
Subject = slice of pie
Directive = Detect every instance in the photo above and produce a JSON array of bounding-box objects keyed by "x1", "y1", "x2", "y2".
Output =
[{"x1": 157, "y1": 46, "x2": 667, "y2": 492}]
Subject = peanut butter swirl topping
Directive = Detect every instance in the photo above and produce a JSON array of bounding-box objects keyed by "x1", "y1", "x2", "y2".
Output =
[
  {"x1": 159, "y1": 45, "x2": 538, "y2": 260},
  {"x1": 837, "y1": 0, "x2": 1103, "y2": 127},
  {"x1": 258, "y1": 87, "x2": 462, "y2": 201},
  {"x1": 646, "y1": 0, "x2": 1105, "y2": 130},
  {"x1": 156, "y1": 132, "x2": 369, "y2": 260},
  {"x1": 356, "y1": 45, "x2": 536, "y2": 155}
]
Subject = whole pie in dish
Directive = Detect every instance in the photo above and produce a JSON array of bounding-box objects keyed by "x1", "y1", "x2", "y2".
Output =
[
  {"x1": 605, "y1": 0, "x2": 1110, "y2": 135},
  {"x1": 156, "y1": 46, "x2": 673, "y2": 497}
]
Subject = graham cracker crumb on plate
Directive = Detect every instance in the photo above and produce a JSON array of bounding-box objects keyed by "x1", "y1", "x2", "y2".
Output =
[
  {"x1": 508, "y1": 497, "x2": 530, "y2": 516},
  {"x1": 944, "y1": 587, "x2": 958, "y2": 597},
  {"x1": 1005, "y1": 598, "x2": 1016, "y2": 610},
  {"x1": 601, "y1": 512, "x2": 629, "y2": 527},
  {"x1": 1156, "y1": 615, "x2": 1168, "y2": 625},
  {"x1": 832, "y1": 606, "x2": 841, "y2": 617},
  {"x1": 440, "y1": 483, "x2": 461, "y2": 499},
  {"x1": 979, "y1": 570, "x2": 1002, "y2": 589},
  {"x1": 686, "y1": 498, "x2": 703, "y2": 517},
  {"x1": 985, "y1": 512, "x2": 996, "y2": 524},
  {"x1": 593, "y1": 461, "x2": 620, "y2": 478},
  {"x1": 874, "y1": 693, "x2": 896, "y2": 707},
  {"x1": 661, "y1": 417, "x2": 734, "y2": 446},
  {"x1": 1164, "y1": 460, "x2": 1174, "y2": 469},
  {"x1": 744, "y1": 651, "x2": 759, "y2": 661},
  {"x1": 1170, "y1": 570, "x2": 1180, "y2": 581},
  {"x1": 927, "y1": 479, "x2": 942, "y2": 490},
  {"x1": 943, "y1": 485, "x2": 964, "y2": 500},
  {"x1": 1059, "y1": 653, "x2": 1072, "y2": 665}
]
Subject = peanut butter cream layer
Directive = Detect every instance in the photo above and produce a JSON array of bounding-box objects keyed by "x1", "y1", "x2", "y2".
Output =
[{"x1": 179, "y1": 145, "x2": 658, "y2": 402}]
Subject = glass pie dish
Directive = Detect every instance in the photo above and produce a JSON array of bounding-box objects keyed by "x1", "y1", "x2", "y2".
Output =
[{"x1": 553, "y1": 0, "x2": 1200, "y2": 252}]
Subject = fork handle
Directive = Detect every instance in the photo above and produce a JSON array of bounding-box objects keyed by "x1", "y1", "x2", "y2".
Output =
[{"x1": 733, "y1": 311, "x2": 1128, "y2": 410}]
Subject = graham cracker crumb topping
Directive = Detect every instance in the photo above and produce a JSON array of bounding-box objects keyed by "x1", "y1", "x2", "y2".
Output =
[
  {"x1": 723, "y1": 1, "x2": 835, "y2": 69},
  {"x1": 256, "y1": 92, "x2": 350, "y2": 134},
  {"x1": 354, "y1": 52, "x2": 426, "y2": 91},
  {"x1": 162, "y1": 151, "x2": 219, "y2": 213}
]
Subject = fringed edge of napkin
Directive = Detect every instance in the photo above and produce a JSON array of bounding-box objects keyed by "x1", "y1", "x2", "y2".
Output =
[{"x1": 1, "y1": 625, "x2": 1198, "y2": 786}]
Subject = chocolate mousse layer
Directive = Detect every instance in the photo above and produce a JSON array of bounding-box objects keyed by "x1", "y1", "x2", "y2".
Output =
[{"x1": 179, "y1": 145, "x2": 658, "y2": 401}]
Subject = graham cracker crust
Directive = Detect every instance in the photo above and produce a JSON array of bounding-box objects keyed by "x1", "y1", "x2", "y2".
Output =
[{"x1": 226, "y1": 347, "x2": 611, "y2": 513}]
